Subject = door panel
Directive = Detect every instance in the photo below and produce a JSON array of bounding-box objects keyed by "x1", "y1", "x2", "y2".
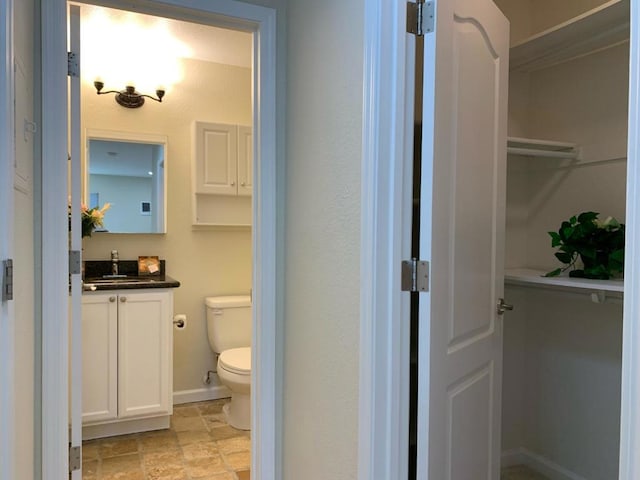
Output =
[
  {"x1": 417, "y1": 0, "x2": 509, "y2": 478},
  {"x1": 118, "y1": 291, "x2": 171, "y2": 418},
  {"x1": 81, "y1": 295, "x2": 118, "y2": 423}
]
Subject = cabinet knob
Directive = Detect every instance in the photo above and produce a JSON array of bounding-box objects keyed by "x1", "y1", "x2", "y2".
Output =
[
  {"x1": 241, "y1": 182, "x2": 246, "y2": 187},
  {"x1": 231, "y1": 181, "x2": 236, "y2": 186},
  {"x1": 120, "y1": 297, "x2": 127, "y2": 303},
  {"x1": 109, "y1": 296, "x2": 116, "y2": 303}
]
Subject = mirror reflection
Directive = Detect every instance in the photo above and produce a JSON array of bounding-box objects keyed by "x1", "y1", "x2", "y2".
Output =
[{"x1": 86, "y1": 133, "x2": 167, "y2": 234}]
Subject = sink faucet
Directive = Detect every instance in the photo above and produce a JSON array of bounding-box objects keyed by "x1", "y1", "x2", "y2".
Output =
[{"x1": 111, "y1": 250, "x2": 119, "y2": 275}]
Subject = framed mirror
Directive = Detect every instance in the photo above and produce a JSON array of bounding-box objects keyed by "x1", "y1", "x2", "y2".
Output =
[{"x1": 84, "y1": 129, "x2": 168, "y2": 234}]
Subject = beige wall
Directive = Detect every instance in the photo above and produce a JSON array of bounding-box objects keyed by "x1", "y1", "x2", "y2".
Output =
[
  {"x1": 81, "y1": 58, "x2": 253, "y2": 393},
  {"x1": 14, "y1": 0, "x2": 36, "y2": 478},
  {"x1": 283, "y1": 0, "x2": 362, "y2": 478}
]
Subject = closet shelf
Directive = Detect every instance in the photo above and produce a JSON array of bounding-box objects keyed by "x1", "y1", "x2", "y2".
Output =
[
  {"x1": 505, "y1": 268, "x2": 623, "y2": 302},
  {"x1": 507, "y1": 137, "x2": 579, "y2": 159},
  {"x1": 510, "y1": 0, "x2": 629, "y2": 72}
]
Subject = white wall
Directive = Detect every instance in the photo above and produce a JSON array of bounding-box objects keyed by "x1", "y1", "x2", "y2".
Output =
[
  {"x1": 82, "y1": 58, "x2": 253, "y2": 394},
  {"x1": 90, "y1": 174, "x2": 153, "y2": 232},
  {"x1": 284, "y1": 0, "x2": 362, "y2": 478}
]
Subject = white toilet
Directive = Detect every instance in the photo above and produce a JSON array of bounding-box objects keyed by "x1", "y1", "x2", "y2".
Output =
[{"x1": 205, "y1": 295, "x2": 252, "y2": 430}]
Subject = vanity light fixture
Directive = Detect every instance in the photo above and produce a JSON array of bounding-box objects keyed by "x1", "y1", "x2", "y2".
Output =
[{"x1": 93, "y1": 81, "x2": 165, "y2": 109}]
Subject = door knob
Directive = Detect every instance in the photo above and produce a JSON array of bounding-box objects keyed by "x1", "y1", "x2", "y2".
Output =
[{"x1": 497, "y1": 298, "x2": 513, "y2": 315}]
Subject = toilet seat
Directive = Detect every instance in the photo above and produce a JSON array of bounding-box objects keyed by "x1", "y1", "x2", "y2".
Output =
[{"x1": 219, "y1": 347, "x2": 251, "y2": 375}]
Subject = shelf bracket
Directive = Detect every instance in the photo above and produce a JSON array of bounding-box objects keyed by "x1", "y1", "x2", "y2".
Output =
[{"x1": 590, "y1": 290, "x2": 606, "y2": 304}]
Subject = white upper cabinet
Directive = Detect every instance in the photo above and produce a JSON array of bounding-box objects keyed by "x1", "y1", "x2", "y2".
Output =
[{"x1": 193, "y1": 121, "x2": 252, "y2": 196}]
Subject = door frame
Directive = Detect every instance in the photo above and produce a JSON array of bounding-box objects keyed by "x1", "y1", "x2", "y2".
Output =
[
  {"x1": 0, "y1": 1, "x2": 15, "y2": 479},
  {"x1": 358, "y1": 1, "x2": 414, "y2": 479},
  {"x1": 40, "y1": 0, "x2": 278, "y2": 478},
  {"x1": 359, "y1": 1, "x2": 640, "y2": 479},
  {"x1": 619, "y1": 1, "x2": 640, "y2": 477}
]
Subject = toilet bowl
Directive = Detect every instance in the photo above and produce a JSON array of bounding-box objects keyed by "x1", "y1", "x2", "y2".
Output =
[
  {"x1": 217, "y1": 347, "x2": 251, "y2": 430},
  {"x1": 205, "y1": 295, "x2": 252, "y2": 430}
]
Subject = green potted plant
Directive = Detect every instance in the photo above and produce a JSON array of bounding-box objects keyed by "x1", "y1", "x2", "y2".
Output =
[{"x1": 545, "y1": 211, "x2": 625, "y2": 280}]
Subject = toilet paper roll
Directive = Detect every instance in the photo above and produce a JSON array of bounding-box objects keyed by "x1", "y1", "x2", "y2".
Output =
[{"x1": 173, "y1": 314, "x2": 187, "y2": 330}]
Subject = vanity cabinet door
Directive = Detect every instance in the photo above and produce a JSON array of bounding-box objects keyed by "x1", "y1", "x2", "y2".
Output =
[
  {"x1": 82, "y1": 294, "x2": 118, "y2": 423},
  {"x1": 117, "y1": 290, "x2": 173, "y2": 419}
]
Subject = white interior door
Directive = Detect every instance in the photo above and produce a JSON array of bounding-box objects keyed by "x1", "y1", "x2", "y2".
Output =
[
  {"x1": 416, "y1": 0, "x2": 509, "y2": 478},
  {"x1": 68, "y1": 4, "x2": 83, "y2": 479}
]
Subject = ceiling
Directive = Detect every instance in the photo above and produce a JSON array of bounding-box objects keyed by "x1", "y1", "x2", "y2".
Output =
[{"x1": 79, "y1": 4, "x2": 253, "y2": 69}]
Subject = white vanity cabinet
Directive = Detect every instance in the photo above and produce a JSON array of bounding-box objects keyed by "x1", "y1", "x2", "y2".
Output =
[{"x1": 81, "y1": 289, "x2": 173, "y2": 439}]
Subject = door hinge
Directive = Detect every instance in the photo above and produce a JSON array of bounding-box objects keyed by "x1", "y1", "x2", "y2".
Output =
[
  {"x1": 2, "y1": 259, "x2": 13, "y2": 301},
  {"x1": 67, "y1": 51, "x2": 79, "y2": 77},
  {"x1": 407, "y1": 1, "x2": 434, "y2": 36},
  {"x1": 69, "y1": 444, "x2": 81, "y2": 473},
  {"x1": 69, "y1": 250, "x2": 82, "y2": 275},
  {"x1": 401, "y1": 259, "x2": 429, "y2": 292}
]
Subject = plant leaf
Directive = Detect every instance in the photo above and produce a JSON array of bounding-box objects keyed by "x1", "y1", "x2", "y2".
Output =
[
  {"x1": 549, "y1": 232, "x2": 562, "y2": 247},
  {"x1": 544, "y1": 268, "x2": 562, "y2": 277},
  {"x1": 555, "y1": 252, "x2": 573, "y2": 264},
  {"x1": 577, "y1": 211, "x2": 599, "y2": 223}
]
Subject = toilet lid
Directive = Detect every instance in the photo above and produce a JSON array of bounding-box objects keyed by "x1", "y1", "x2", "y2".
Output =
[{"x1": 219, "y1": 347, "x2": 251, "y2": 375}]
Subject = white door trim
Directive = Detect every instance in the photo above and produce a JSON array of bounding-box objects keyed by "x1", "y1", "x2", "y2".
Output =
[
  {"x1": 0, "y1": 1, "x2": 15, "y2": 479},
  {"x1": 40, "y1": 0, "x2": 70, "y2": 477},
  {"x1": 41, "y1": 1, "x2": 279, "y2": 479},
  {"x1": 358, "y1": 1, "x2": 413, "y2": 479},
  {"x1": 620, "y1": 1, "x2": 640, "y2": 477}
]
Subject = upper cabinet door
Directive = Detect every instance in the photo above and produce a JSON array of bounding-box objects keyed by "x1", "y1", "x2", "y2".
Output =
[
  {"x1": 194, "y1": 122, "x2": 238, "y2": 196},
  {"x1": 237, "y1": 126, "x2": 253, "y2": 197},
  {"x1": 417, "y1": 0, "x2": 510, "y2": 478}
]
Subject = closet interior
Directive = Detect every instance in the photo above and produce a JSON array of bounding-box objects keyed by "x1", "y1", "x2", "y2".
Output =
[{"x1": 494, "y1": 1, "x2": 629, "y2": 478}]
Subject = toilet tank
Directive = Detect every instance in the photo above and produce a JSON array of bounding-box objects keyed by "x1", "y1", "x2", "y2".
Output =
[{"x1": 205, "y1": 295, "x2": 252, "y2": 353}]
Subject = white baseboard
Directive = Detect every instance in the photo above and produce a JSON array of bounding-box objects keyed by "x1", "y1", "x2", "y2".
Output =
[
  {"x1": 502, "y1": 448, "x2": 588, "y2": 480},
  {"x1": 173, "y1": 386, "x2": 231, "y2": 405}
]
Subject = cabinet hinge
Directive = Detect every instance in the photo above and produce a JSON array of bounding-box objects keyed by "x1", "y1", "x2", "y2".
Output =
[
  {"x1": 69, "y1": 444, "x2": 81, "y2": 473},
  {"x1": 407, "y1": 1, "x2": 434, "y2": 36},
  {"x1": 401, "y1": 259, "x2": 429, "y2": 292},
  {"x1": 2, "y1": 259, "x2": 13, "y2": 301},
  {"x1": 69, "y1": 250, "x2": 82, "y2": 275},
  {"x1": 67, "y1": 51, "x2": 79, "y2": 77}
]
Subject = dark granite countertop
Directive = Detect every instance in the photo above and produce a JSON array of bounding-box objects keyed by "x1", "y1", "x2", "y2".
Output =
[{"x1": 82, "y1": 260, "x2": 180, "y2": 291}]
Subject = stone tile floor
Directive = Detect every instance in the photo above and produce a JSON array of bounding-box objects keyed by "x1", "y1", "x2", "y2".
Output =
[
  {"x1": 82, "y1": 399, "x2": 250, "y2": 480},
  {"x1": 501, "y1": 465, "x2": 550, "y2": 480}
]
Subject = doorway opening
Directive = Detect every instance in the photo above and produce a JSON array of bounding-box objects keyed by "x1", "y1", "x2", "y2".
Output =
[
  {"x1": 43, "y1": 1, "x2": 278, "y2": 478},
  {"x1": 73, "y1": 3, "x2": 255, "y2": 478}
]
